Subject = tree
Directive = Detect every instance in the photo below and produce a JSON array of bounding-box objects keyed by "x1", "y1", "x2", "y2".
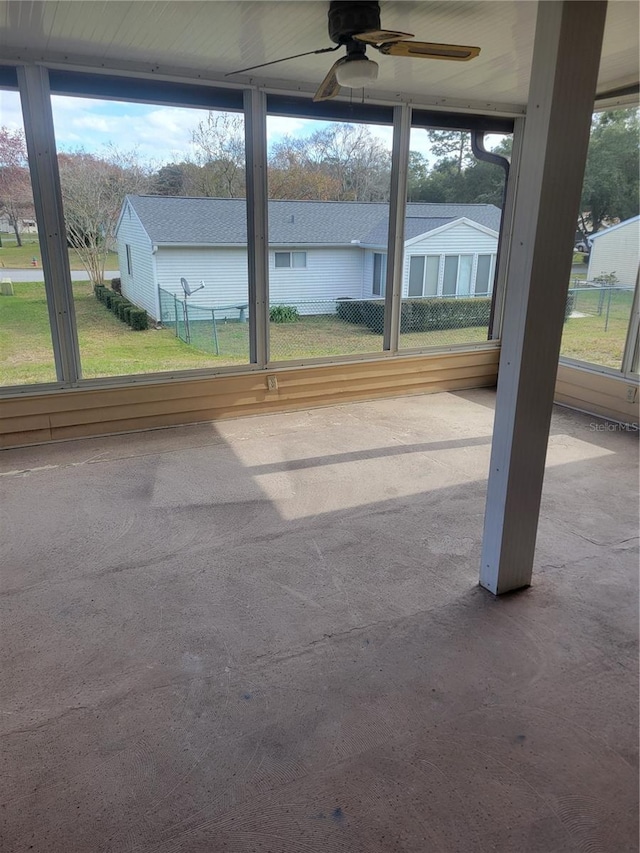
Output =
[
  {"x1": 0, "y1": 127, "x2": 34, "y2": 247},
  {"x1": 151, "y1": 162, "x2": 188, "y2": 196},
  {"x1": 191, "y1": 112, "x2": 245, "y2": 198},
  {"x1": 427, "y1": 130, "x2": 473, "y2": 176},
  {"x1": 58, "y1": 147, "x2": 148, "y2": 285},
  {"x1": 268, "y1": 124, "x2": 391, "y2": 202},
  {"x1": 406, "y1": 151, "x2": 429, "y2": 201},
  {"x1": 579, "y1": 108, "x2": 639, "y2": 236}
]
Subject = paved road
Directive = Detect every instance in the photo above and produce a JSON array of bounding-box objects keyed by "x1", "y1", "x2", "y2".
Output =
[{"x1": 0, "y1": 269, "x2": 119, "y2": 282}]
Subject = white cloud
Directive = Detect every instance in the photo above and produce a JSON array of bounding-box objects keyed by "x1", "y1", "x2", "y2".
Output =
[{"x1": 0, "y1": 91, "x2": 24, "y2": 132}]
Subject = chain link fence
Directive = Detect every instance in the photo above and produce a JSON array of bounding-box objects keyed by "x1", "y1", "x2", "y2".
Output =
[
  {"x1": 566, "y1": 284, "x2": 634, "y2": 330},
  {"x1": 158, "y1": 290, "x2": 500, "y2": 361},
  {"x1": 269, "y1": 296, "x2": 493, "y2": 360},
  {"x1": 562, "y1": 284, "x2": 635, "y2": 368},
  {"x1": 159, "y1": 288, "x2": 249, "y2": 359}
]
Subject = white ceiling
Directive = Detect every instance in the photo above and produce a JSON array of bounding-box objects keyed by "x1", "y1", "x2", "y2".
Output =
[{"x1": 0, "y1": 1, "x2": 638, "y2": 113}]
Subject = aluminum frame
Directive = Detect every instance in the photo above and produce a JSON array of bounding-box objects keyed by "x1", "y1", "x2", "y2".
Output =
[
  {"x1": 383, "y1": 104, "x2": 412, "y2": 353},
  {"x1": 244, "y1": 88, "x2": 270, "y2": 366},
  {"x1": 17, "y1": 65, "x2": 81, "y2": 384}
]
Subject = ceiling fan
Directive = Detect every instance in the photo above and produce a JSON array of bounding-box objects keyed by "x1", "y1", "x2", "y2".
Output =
[{"x1": 226, "y1": 1, "x2": 480, "y2": 102}]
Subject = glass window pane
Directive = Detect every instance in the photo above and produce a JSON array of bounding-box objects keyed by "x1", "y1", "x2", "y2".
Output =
[
  {"x1": 400, "y1": 126, "x2": 508, "y2": 349},
  {"x1": 442, "y1": 256, "x2": 458, "y2": 295},
  {"x1": 458, "y1": 254, "x2": 473, "y2": 295},
  {"x1": 408, "y1": 256, "x2": 425, "y2": 296},
  {"x1": 424, "y1": 255, "x2": 439, "y2": 296},
  {"x1": 561, "y1": 108, "x2": 639, "y2": 371},
  {"x1": 267, "y1": 116, "x2": 391, "y2": 362},
  {"x1": 561, "y1": 283, "x2": 636, "y2": 369},
  {"x1": 275, "y1": 252, "x2": 290, "y2": 268},
  {"x1": 475, "y1": 254, "x2": 492, "y2": 294},
  {"x1": 0, "y1": 89, "x2": 58, "y2": 386},
  {"x1": 51, "y1": 96, "x2": 249, "y2": 378}
]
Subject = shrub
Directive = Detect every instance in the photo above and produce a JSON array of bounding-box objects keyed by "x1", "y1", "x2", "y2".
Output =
[
  {"x1": 117, "y1": 300, "x2": 132, "y2": 321},
  {"x1": 565, "y1": 291, "x2": 575, "y2": 322},
  {"x1": 129, "y1": 309, "x2": 149, "y2": 331},
  {"x1": 111, "y1": 295, "x2": 124, "y2": 316},
  {"x1": 111, "y1": 277, "x2": 122, "y2": 294},
  {"x1": 103, "y1": 290, "x2": 114, "y2": 309},
  {"x1": 94, "y1": 284, "x2": 106, "y2": 302},
  {"x1": 407, "y1": 297, "x2": 491, "y2": 332},
  {"x1": 270, "y1": 305, "x2": 300, "y2": 323},
  {"x1": 357, "y1": 300, "x2": 412, "y2": 334},
  {"x1": 336, "y1": 298, "x2": 363, "y2": 324},
  {"x1": 123, "y1": 306, "x2": 132, "y2": 325}
]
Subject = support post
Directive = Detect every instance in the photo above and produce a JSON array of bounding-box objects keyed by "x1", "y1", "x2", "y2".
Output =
[
  {"x1": 480, "y1": 0, "x2": 607, "y2": 594},
  {"x1": 384, "y1": 104, "x2": 411, "y2": 353},
  {"x1": 489, "y1": 116, "x2": 525, "y2": 340},
  {"x1": 18, "y1": 65, "x2": 81, "y2": 384},
  {"x1": 244, "y1": 88, "x2": 269, "y2": 366}
]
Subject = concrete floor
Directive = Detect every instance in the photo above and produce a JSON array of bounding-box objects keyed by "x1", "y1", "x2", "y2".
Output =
[{"x1": 1, "y1": 389, "x2": 638, "y2": 853}]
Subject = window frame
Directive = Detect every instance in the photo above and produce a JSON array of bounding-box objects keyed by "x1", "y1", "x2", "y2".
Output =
[
  {"x1": 126, "y1": 244, "x2": 133, "y2": 276},
  {"x1": 274, "y1": 250, "x2": 307, "y2": 269},
  {"x1": 373, "y1": 252, "x2": 387, "y2": 297}
]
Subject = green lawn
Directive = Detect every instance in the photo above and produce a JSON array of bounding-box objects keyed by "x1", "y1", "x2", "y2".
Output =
[
  {"x1": 0, "y1": 234, "x2": 119, "y2": 272},
  {"x1": 0, "y1": 281, "x2": 633, "y2": 387},
  {"x1": 561, "y1": 288, "x2": 633, "y2": 368}
]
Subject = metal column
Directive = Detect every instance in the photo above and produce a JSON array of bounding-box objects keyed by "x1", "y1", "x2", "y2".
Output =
[
  {"x1": 480, "y1": 1, "x2": 608, "y2": 594},
  {"x1": 243, "y1": 88, "x2": 269, "y2": 366},
  {"x1": 383, "y1": 104, "x2": 412, "y2": 353},
  {"x1": 18, "y1": 65, "x2": 81, "y2": 383}
]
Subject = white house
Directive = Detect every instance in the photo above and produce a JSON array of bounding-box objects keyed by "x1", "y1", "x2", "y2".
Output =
[
  {"x1": 587, "y1": 215, "x2": 640, "y2": 287},
  {"x1": 115, "y1": 196, "x2": 501, "y2": 321}
]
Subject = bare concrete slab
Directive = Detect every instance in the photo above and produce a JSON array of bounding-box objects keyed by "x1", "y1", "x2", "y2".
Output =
[{"x1": 1, "y1": 389, "x2": 638, "y2": 852}]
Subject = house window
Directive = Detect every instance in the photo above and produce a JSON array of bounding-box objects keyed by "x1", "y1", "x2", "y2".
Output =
[
  {"x1": 275, "y1": 251, "x2": 306, "y2": 268},
  {"x1": 373, "y1": 252, "x2": 387, "y2": 296},
  {"x1": 126, "y1": 244, "x2": 133, "y2": 276},
  {"x1": 442, "y1": 256, "x2": 458, "y2": 296},
  {"x1": 475, "y1": 254, "x2": 493, "y2": 294},
  {"x1": 408, "y1": 255, "x2": 439, "y2": 297}
]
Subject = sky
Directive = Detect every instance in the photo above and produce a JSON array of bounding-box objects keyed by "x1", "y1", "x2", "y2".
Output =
[{"x1": 1, "y1": 89, "x2": 503, "y2": 168}]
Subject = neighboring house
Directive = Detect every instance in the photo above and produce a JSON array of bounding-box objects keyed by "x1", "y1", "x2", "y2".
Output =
[
  {"x1": 0, "y1": 216, "x2": 37, "y2": 234},
  {"x1": 587, "y1": 215, "x2": 640, "y2": 287},
  {"x1": 115, "y1": 196, "x2": 501, "y2": 321}
]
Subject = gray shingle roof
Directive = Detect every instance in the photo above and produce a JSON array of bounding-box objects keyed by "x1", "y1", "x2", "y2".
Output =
[{"x1": 124, "y1": 196, "x2": 501, "y2": 247}]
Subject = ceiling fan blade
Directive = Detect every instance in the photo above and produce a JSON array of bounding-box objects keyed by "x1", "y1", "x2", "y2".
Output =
[
  {"x1": 377, "y1": 41, "x2": 480, "y2": 61},
  {"x1": 313, "y1": 57, "x2": 345, "y2": 102},
  {"x1": 353, "y1": 29, "x2": 414, "y2": 45},
  {"x1": 225, "y1": 45, "x2": 340, "y2": 77}
]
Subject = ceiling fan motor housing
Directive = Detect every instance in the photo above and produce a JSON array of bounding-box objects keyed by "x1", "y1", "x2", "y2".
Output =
[{"x1": 328, "y1": 1, "x2": 381, "y2": 44}]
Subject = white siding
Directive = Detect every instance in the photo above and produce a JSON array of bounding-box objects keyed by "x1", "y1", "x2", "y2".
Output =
[
  {"x1": 269, "y1": 246, "x2": 364, "y2": 313},
  {"x1": 588, "y1": 219, "x2": 640, "y2": 287},
  {"x1": 401, "y1": 222, "x2": 498, "y2": 297},
  {"x1": 156, "y1": 247, "x2": 249, "y2": 320},
  {"x1": 116, "y1": 202, "x2": 157, "y2": 317},
  {"x1": 155, "y1": 245, "x2": 366, "y2": 318}
]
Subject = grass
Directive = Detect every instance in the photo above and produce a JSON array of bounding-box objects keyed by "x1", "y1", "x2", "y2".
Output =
[
  {"x1": 0, "y1": 281, "x2": 634, "y2": 386},
  {"x1": 0, "y1": 234, "x2": 119, "y2": 272},
  {"x1": 561, "y1": 287, "x2": 634, "y2": 368}
]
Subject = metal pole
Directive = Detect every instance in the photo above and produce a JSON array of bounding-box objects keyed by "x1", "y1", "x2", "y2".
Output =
[
  {"x1": 488, "y1": 116, "x2": 525, "y2": 340},
  {"x1": 383, "y1": 103, "x2": 411, "y2": 352},
  {"x1": 604, "y1": 286, "x2": 612, "y2": 332},
  {"x1": 173, "y1": 293, "x2": 178, "y2": 337},
  {"x1": 244, "y1": 88, "x2": 269, "y2": 366},
  {"x1": 211, "y1": 308, "x2": 220, "y2": 355},
  {"x1": 17, "y1": 65, "x2": 81, "y2": 384},
  {"x1": 480, "y1": 0, "x2": 607, "y2": 595}
]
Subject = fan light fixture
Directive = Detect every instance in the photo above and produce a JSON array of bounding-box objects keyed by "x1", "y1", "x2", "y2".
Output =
[{"x1": 335, "y1": 56, "x2": 379, "y2": 88}]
